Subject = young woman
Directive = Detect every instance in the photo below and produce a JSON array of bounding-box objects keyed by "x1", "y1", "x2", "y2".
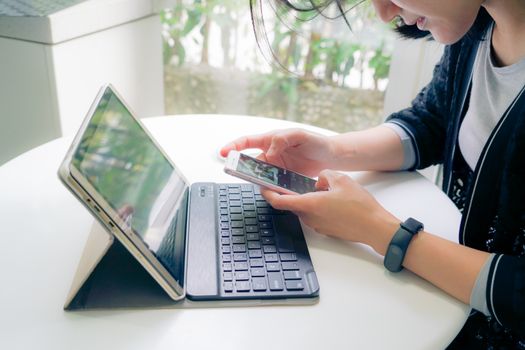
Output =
[{"x1": 221, "y1": 0, "x2": 525, "y2": 347}]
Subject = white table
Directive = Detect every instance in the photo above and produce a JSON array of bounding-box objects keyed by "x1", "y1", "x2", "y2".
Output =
[{"x1": 0, "y1": 115, "x2": 469, "y2": 349}]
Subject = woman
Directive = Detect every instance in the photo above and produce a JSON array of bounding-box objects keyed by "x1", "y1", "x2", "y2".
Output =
[{"x1": 221, "y1": 0, "x2": 525, "y2": 348}]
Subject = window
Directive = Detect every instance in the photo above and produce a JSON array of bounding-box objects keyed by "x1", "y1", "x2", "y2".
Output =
[{"x1": 161, "y1": 0, "x2": 396, "y2": 132}]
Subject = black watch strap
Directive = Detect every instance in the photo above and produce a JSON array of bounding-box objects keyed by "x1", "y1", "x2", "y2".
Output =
[{"x1": 383, "y1": 218, "x2": 424, "y2": 272}]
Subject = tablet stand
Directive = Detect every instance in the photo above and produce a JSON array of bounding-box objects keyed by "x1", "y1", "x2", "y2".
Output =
[{"x1": 64, "y1": 221, "x2": 179, "y2": 310}]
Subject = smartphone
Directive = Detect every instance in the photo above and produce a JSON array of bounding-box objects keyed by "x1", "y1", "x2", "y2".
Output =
[{"x1": 224, "y1": 151, "x2": 317, "y2": 194}]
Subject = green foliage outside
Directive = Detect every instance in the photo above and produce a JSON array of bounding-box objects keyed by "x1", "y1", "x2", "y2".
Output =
[{"x1": 161, "y1": 0, "x2": 395, "y2": 131}]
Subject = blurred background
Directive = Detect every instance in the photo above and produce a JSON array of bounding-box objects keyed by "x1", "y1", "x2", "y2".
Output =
[
  {"x1": 0, "y1": 0, "x2": 442, "y2": 168},
  {"x1": 161, "y1": 0, "x2": 394, "y2": 132}
]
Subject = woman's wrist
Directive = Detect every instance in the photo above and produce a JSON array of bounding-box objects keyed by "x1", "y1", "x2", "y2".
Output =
[
  {"x1": 328, "y1": 133, "x2": 359, "y2": 170},
  {"x1": 367, "y1": 214, "x2": 401, "y2": 256}
]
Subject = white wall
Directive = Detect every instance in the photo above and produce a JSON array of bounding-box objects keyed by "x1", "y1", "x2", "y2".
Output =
[
  {"x1": 0, "y1": 15, "x2": 164, "y2": 166},
  {"x1": 51, "y1": 14, "x2": 164, "y2": 135},
  {"x1": 0, "y1": 37, "x2": 62, "y2": 166}
]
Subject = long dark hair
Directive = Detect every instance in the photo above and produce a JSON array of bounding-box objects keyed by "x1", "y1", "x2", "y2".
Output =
[
  {"x1": 249, "y1": 0, "x2": 492, "y2": 71},
  {"x1": 249, "y1": 0, "x2": 430, "y2": 72}
]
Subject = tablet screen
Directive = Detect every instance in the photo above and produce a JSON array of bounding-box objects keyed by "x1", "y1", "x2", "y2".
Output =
[{"x1": 71, "y1": 87, "x2": 187, "y2": 283}]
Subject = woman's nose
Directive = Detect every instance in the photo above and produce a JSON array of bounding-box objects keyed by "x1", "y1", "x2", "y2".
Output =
[{"x1": 371, "y1": 0, "x2": 401, "y2": 23}]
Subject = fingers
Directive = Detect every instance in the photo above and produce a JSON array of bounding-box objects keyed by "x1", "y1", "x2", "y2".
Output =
[
  {"x1": 265, "y1": 134, "x2": 289, "y2": 167},
  {"x1": 316, "y1": 169, "x2": 351, "y2": 191},
  {"x1": 219, "y1": 133, "x2": 270, "y2": 158},
  {"x1": 260, "y1": 187, "x2": 304, "y2": 212},
  {"x1": 220, "y1": 128, "x2": 310, "y2": 160}
]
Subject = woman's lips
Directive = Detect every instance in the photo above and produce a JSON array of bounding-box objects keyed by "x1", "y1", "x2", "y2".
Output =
[{"x1": 417, "y1": 17, "x2": 427, "y2": 31}]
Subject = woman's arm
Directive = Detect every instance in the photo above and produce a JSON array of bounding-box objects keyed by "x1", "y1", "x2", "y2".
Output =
[{"x1": 327, "y1": 125, "x2": 407, "y2": 172}]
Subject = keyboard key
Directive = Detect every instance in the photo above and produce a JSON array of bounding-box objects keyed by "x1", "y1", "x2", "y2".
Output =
[
  {"x1": 233, "y1": 253, "x2": 248, "y2": 261},
  {"x1": 221, "y1": 230, "x2": 230, "y2": 237},
  {"x1": 268, "y1": 272, "x2": 284, "y2": 291},
  {"x1": 230, "y1": 207, "x2": 242, "y2": 214},
  {"x1": 252, "y1": 277, "x2": 268, "y2": 291},
  {"x1": 220, "y1": 209, "x2": 228, "y2": 215},
  {"x1": 222, "y1": 254, "x2": 231, "y2": 262},
  {"x1": 235, "y1": 271, "x2": 250, "y2": 281},
  {"x1": 228, "y1": 187, "x2": 241, "y2": 193},
  {"x1": 256, "y1": 201, "x2": 269, "y2": 208},
  {"x1": 224, "y1": 282, "x2": 233, "y2": 292},
  {"x1": 243, "y1": 211, "x2": 256, "y2": 218},
  {"x1": 260, "y1": 229, "x2": 274, "y2": 237},
  {"x1": 280, "y1": 253, "x2": 297, "y2": 261},
  {"x1": 232, "y1": 236, "x2": 246, "y2": 244},
  {"x1": 242, "y1": 198, "x2": 255, "y2": 204},
  {"x1": 258, "y1": 215, "x2": 271, "y2": 222},
  {"x1": 233, "y1": 244, "x2": 246, "y2": 252},
  {"x1": 249, "y1": 258, "x2": 264, "y2": 267},
  {"x1": 220, "y1": 222, "x2": 230, "y2": 229},
  {"x1": 234, "y1": 262, "x2": 249, "y2": 271},
  {"x1": 242, "y1": 191, "x2": 253, "y2": 198},
  {"x1": 261, "y1": 237, "x2": 275, "y2": 245},
  {"x1": 251, "y1": 268, "x2": 266, "y2": 277},
  {"x1": 257, "y1": 208, "x2": 271, "y2": 214},
  {"x1": 246, "y1": 233, "x2": 260, "y2": 241},
  {"x1": 220, "y1": 215, "x2": 229, "y2": 222},
  {"x1": 235, "y1": 281, "x2": 251, "y2": 292},
  {"x1": 247, "y1": 241, "x2": 261, "y2": 249},
  {"x1": 283, "y1": 270, "x2": 302, "y2": 280},
  {"x1": 285, "y1": 280, "x2": 305, "y2": 291},
  {"x1": 245, "y1": 225, "x2": 259, "y2": 233},
  {"x1": 230, "y1": 213, "x2": 244, "y2": 221},
  {"x1": 264, "y1": 253, "x2": 278, "y2": 262},
  {"x1": 248, "y1": 249, "x2": 262, "y2": 258},
  {"x1": 282, "y1": 262, "x2": 300, "y2": 271},
  {"x1": 241, "y1": 184, "x2": 253, "y2": 192},
  {"x1": 245, "y1": 218, "x2": 257, "y2": 225},
  {"x1": 229, "y1": 194, "x2": 241, "y2": 200},
  {"x1": 223, "y1": 272, "x2": 233, "y2": 281},
  {"x1": 263, "y1": 245, "x2": 277, "y2": 253},
  {"x1": 221, "y1": 245, "x2": 231, "y2": 253},
  {"x1": 231, "y1": 228, "x2": 244, "y2": 236},
  {"x1": 223, "y1": 263, "x2": 232, "y2": 272},
  {"x1": 266, "y1": 263, "x2": 280, "y2": 272},
  {"x1": 260, "y1": 222, "x2": 272, "y2": 229},
  {"x1": 221, "y1": 238, "x2": 231, "y2": 245},
  {"x1": 243, "y1": 204, "x2": 256, "y2": 211},
  {"x1": 231, "y1": 221, "x2": 244, "y2": 228}
]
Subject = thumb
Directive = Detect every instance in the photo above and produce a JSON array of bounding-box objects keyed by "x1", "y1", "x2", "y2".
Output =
[
  {"x1": 265, "y1": 135, "x2": 289, "y2": 167},
  {"x1": 315, "y1": 169, "x2": 347, "y2": 191}
]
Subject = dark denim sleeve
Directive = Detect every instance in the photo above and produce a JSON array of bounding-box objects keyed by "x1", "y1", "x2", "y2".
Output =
[{"x1": 385, "y1": 45, "x2": 455, "y2": 170}]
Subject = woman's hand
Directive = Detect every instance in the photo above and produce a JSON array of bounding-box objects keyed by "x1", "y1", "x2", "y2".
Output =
[
  {"x1": 262, "y1": 169, "x2": 400, "y2": 255},
  {"x1": 220, "y1": 128, "x2": 337, "y2": 177}
]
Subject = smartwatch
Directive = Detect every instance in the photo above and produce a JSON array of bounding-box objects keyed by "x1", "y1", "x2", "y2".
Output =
[{"x1": 383, "y1": 217, "x2": 424, "y2": 272}]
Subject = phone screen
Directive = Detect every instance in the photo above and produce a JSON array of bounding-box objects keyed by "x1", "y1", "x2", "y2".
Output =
[{"x1": 236, "y1": 153, "x2": 317, "y2": 194}]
